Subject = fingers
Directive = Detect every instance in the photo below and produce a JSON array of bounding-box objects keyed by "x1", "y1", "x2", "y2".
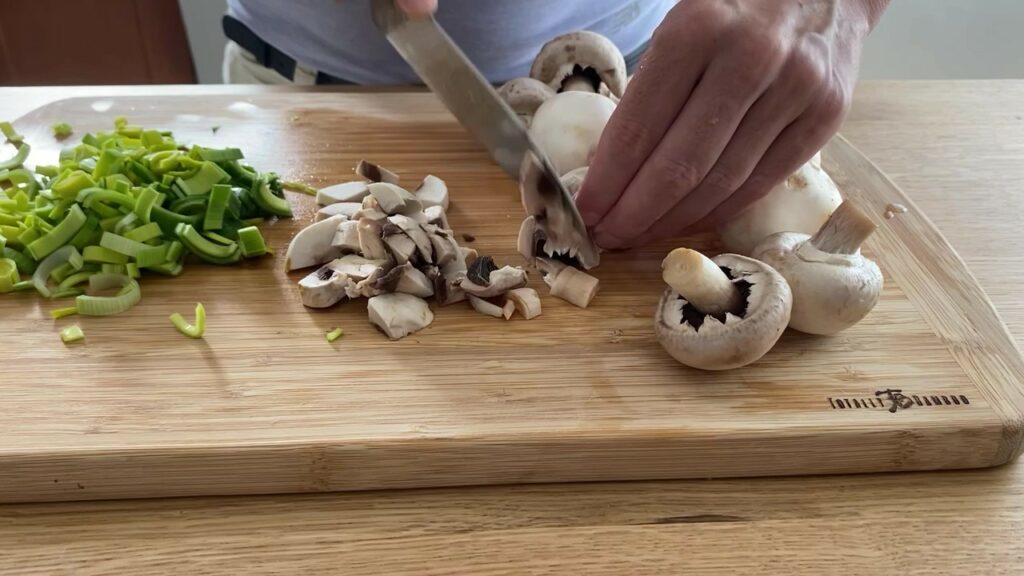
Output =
[
  {"x1": 629, "y1": 47, "x2": 828, "y2": 244},
  {"x1": 574, "y1": 7, "x2": 713, "y2": 228},
  {"x1": 699, "y1": 86, "x2": 850, "y2": 231},
  {"x1": 396, "y1": 0, "x2": 437, "y2": 17},
  {"x1": 591, "y1": 35, "x2": 786, "y2": 249}
]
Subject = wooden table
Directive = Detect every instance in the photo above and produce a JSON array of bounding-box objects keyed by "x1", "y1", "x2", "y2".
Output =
[{"x1": 2, "y1": 81, "x2": 1023, "y2": 575}]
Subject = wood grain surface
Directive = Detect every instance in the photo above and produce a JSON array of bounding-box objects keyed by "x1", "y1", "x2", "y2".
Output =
[
  {"x1": 3, "y1": 91, "x2": 1022, "y2": 503},
  {"x1": 1, "y1": 81, "x2": 1024, "y2": 574}
]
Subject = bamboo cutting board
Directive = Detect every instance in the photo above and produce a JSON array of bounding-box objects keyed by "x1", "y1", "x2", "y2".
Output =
[{"x1": 2, "y1": 93, "x2": 1023, "y2": 504}]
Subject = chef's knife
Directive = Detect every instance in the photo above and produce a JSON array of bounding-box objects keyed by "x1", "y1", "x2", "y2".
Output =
[{"x1": 370, "y1": 0, "x2": 599, "y2": 268}]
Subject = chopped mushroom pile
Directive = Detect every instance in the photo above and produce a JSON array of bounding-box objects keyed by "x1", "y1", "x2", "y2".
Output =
[{"x1": 286, "y1": 160, "x2": 543, "y2": 340}]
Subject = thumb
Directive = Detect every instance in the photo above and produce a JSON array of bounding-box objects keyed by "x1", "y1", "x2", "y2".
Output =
[{"x1": 396, "y1": 0, "x2": 437, "y2": 17}]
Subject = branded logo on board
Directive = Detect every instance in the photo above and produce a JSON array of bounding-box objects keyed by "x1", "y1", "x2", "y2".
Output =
[{"x1": 829, "y1": 389, "x2": 972, "y2": 413}]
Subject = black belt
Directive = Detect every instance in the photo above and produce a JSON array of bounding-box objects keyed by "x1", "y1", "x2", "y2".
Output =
[{"x1": 223, "y1": 14, "x2": 649, "y2": 86}]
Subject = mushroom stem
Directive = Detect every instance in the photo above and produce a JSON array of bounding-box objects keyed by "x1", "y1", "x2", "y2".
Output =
[
  {"x1": 809, "y1": 200, "x2": 877, "y2": 255},
  {"x1": 661, "y1": 248, "x2": 743, "y2": 316},
  {"x1": 550, "y1": 267, "x2": 600, "y2": 308}
]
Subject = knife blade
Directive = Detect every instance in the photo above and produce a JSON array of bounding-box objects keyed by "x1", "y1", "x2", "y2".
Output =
[{"x1": 370, "y1": 0, "x2": 599, "y2": 268}]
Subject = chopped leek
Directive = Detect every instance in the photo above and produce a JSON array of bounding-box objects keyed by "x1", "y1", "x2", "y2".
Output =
[
  {"x1": 0, "y1": 143, "x2": 31, "y2": 170},
  {"x1": 203, "y1": 184, "x2": 231, "y2": 230},
  {"x1": 197, "y1": 147, "x2": 242, "y2": 162},
  {"x1": 50, "y1": 306, "x2": 79, "y2": 319},
  {"x1": 99, "y1": 231, "x2": 148, "y2": 258},
  {"x1": 325, "y1": 327, "x2": 344, "y2": 343},
  {"x1": 76, "y1": 276, "x2": 140, "y2": 316},
  {"x1": 52, "y1": 122, "x2": 74, "y2": 140},
  {"x1": 60, "y1": 324, "x2": 85, "y2": 344},
  {"x1": 237, "y1": 226, "x2": 268, "y2": 258},
  {"x1": 250, "y1": 177, "x2": 292, "y2": 217},
  {"x1": 83, "y1": 245, "x2": 129, "y2": 265},
  {"x1": 0, "y1": 258, "x2": 18, "y2": 292},
  {"x1": 1, "y1": 121, "x2": 23, "y2": 144},
  {"x1": 169, "y1": 302, "x2": 206, "y2": 339},
  {"x1": 175, "y1": 161, "x2": 229, "y2": 196},
  {"x1": 26, "y1": 204, "x2": 87, "y2": 260},
  {"x1": 175, "y1": 223, "x2": 240, "y2": 265},
  {"x1": 123, "y1": 222, "x2": 162, "y2": 243},
  {"x1": 281, "y1": 181, "x2": 319, "y2": 196},
  {"x1": 32, "y1": 245, "x2": 80, "y2": 298}
]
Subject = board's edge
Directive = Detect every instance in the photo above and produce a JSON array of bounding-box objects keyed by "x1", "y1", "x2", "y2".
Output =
[
  {"x1": 0, "y1": 421, "x2": 1007, "y2": 503},
  {"x1": 825, "y1": 135, "x2": 1024, "y2": 465}
]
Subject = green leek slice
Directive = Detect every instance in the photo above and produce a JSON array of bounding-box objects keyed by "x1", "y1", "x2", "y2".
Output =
[
  {"x1": 169, "y1": 302, "x2": 206, "y2": 339},
  {"x1": 52, "y1": 122, "x2": 73, "y2": 140},
  {"x1": 26, "y1": 204, "x2": 87, "y2": 260},
  {"x1": 0, "y1": 143, "x2": 30, "y2": 170},
  {"x1": 203, "y1": 184, "x2": 231, "y2": 230},
  {"x1": 76, "y1": 275, "x2": 141, "y2": 316},
  {"x1": 133, "y1": 186, "x2": 162, "y2": 223},
  {"x1": 250, "y1": 177, "x2": 292, "y2": 217},
  {"x1": 1, "y1": 121, "x2": 23, "y2": 144},
  {"x1": 325, "y1": 327, "x2": 344, "y2": 343},
  {"x1": 3, "y1": 246, "x2": 37, "y2": 274},
  {"x1": 0, "y1": 258, "x2": 18, "y2": 292},
  {"x1": 32, "y1": 245, "x2": 81, "y2": 297},
  {"x1": 175, "y1": 161, "x2": 229, "y2": 196},
  {"x1": 135, "y1": 244, "x2": 168, "y2": 268},
  {"x1": 198, "y1": 147, "x2": 243, "y2": 163},
  {"x1": 99, "y1": 231, "x2": 149, "y2": 258},
  {"x1": 82, "y1": 245, "x2": 129, "y2": 265},
  {"x1": 281, "y1": 181, "x2": 319, "y2": 196},
  {"x1": 60, "y1": 324, "x2": 85, "y2": 344},
  {"x1": 123, "y1": 222, "x2": 162, "y2": 243},
  {"x1": 174, "y1": 223, "x2": 240, "y2": 265},
  {"x1": 50, "y1": 306, "x2": 79, "y2": 319},
  {"x1": 237, "y1": 226, "x2": 268, "y2": 258}
]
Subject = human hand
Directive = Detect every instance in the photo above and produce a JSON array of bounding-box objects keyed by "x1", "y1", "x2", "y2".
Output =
[
  {"x1": 575, "y1": 0, "x2": 889, "y2": 249},
  {"x1": 397, "y1": 0, "x2": 437, "y2": 17}
]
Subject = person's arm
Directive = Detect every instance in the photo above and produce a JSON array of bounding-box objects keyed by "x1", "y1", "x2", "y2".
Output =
[{"x1": 575, "y1": 0, "x2": 890, "y2": 249}]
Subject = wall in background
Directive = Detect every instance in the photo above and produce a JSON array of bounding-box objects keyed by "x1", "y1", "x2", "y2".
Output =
[{"x1": 179, "y1": 0, "x2": 1024, "y2": 85}]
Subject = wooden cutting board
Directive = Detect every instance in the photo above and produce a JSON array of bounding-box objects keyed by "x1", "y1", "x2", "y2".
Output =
[{"x1": 3, "y1": 93, "x2": 1023, "y2": 504}]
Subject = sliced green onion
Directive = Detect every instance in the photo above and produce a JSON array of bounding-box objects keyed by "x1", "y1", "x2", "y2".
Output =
[
  {"x1": 169, "y1": 302, "x2": 206, "y2": 339},
  {"x1": 99, "y1": 231, "x2": 148, "y2": 258},
  {"x1": 0, "y1": 258, "x2": 18, "y2": 292},
  {"x1": 133, "y1": 186, "x2": 162, "y2": 223},
  {"x1": 50, "y1": 306, "x2": 79, "y2": 319},
  {"x1": 175, "y1": 161, "x2": 229, "y2": 196},
  {"x1": 52, "y1": 122, "x2": 73, "y2": 140},
  {"x1": 0, "y1": 143, "x2": 30, "y2": 170},
  {"x1": 281, "y1": 181, "x2": 319, "y2": 196},
  {"x1": 198, "y1": 147, "x2": 243, "y2": 163},
  {"x1": 135, "y1": 244, "x2": 168, "y2": 268},
  {"x1": 60, "y1": 325, "x2": 85, "y2": 344},
  {"x1": 26, "y1": 202, "x2": 87, "y2": 260},
  {"x1": 32, "y1": 245, "x2": 80, "y2": 297},
  {"x1": 203, "y1": 184, "x2": 231, "y2": 230},
  {"x1": 51, "y1": 170, "x2": 96, "y2": 199},
  {"x1": 76, "y1": 276, "x2": 140, "y2": 316},
  {"x1": 1, "y1": 121, "x2": 23, "y2": 144},
  {"x1": 3, "y1": 246, "x2": 37, "y2": 274},
  {"x1": 325, "y1": 327, "x2": 344, "y2": 343},
  {"x1": 237, "y1": 226, "x2": 268, "y2": 258},
  {"x1": 82, "y1": 245, "x2": 129, "y2": 265},
  {"x1": 123, "y1": 222, "x2": 162, "y2": 243},
  {"x1": 58, "y1": 270, "x2": 95, "y2": 290},
  {"x1": 175, "y1": 223, "x2": 240, "y2": 265}
]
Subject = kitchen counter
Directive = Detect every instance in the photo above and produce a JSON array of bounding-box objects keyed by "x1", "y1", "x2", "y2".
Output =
[{"x1": 1, "y1": 81, "x2": 1023, "y2": 575}]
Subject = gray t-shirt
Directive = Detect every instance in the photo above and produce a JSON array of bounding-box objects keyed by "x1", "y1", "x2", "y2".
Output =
[{"x1": 227, "y1": 0, "x2": 675, "y2": 84}]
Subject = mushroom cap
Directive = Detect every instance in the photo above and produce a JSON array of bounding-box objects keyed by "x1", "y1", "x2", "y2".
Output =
[
  {"x1": 356, "y1": 160, "x2": 400, "y2": 185},
  {"x1": 560, "y1": 166, "x2": 588, "y2": 200},
  {"x1": 718, "y1": 158, "x2": 843, "y2": 255},
  {"x1": 655, "y1": 254, "x2": 792, "y2": 371},
  {"x1": 460, "y1": 265, "x2": 528, "y2": 298},
  {"x1": 369, "y1": 183, "x2": 423, "y2": 216},
  {"x1": 497, "y1": 77, "x2": 556, "y2": 123},
  {"x1": 530, "y1": 31, "x2": 627, "y2": 98},
  {"x1": 528, "y1": 91, "x2": 616, "y2": 176},
  {"x1": 753, "y1": 232, "x2": 883, "y2": 335},
  {"x1": 413, "y1": 175, "x2": 449, "y2": 210},
  {"x1": 316, "y1": 202, "x2": 362, "y2": 222},
  {"x1": 317, "y1": 181, "x2": 370, "y2": 206}
]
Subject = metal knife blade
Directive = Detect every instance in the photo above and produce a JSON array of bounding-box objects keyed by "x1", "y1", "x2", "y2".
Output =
[{"x1": 370, "y1": 0, "x2": 599, "y2": 268}]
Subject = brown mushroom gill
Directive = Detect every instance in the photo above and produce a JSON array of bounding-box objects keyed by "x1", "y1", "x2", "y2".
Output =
[{"x1": 677, "y1": 269, "x2": 752, "y2": 330}]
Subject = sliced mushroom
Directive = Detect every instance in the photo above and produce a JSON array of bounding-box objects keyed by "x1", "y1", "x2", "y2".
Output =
[
  {"x1": 331, "y1": 219, "x2": 362, "y2": 253},
  {"x1": 367, "y1": 293, "x2": 433, "y2": 340},
  {"x1": 423, "y1": 205, "x2": 450, "y2": 230},
  {"x1": 655, "y1": 250, "x2": 792, "y2": 371},
  {"x1": 369, "y1": 183, "x2": 423, "y2": 216},
  {"x1": 497, "y1": 77, "x2": 556, "y2": 126},
  {"x1": 354, "y1": 207, "x2": 387, "y2": 222},
  {"x1": 317, "y1": 181, "x2": 370, "y2": 206},
  {"x1": 357, "y1": 217, "x2": 389, "y2": 261},
  {"x1": 501, "y1": 299, "x2": 516, "y2": 320},
  {"x1": 298, "y1": 255, "x2": 389, "y2": 308},
  {"x1": 530, "y1": 31, "x2": 627, "y2": 98},
  {"x1": 414, "y1": 175, "x2": 449, "y2": 210},
  {"x1": 383, "y1": 229, "x2": 418, "y2": 265},
  {"x1": 375, "y1": 262, "x2": 435, "y2": 298},
  {"x1": 506, "y1": 288, "x2": 542, "y2": 320},
  {"x1": 549, "y1": 266, "x2": 599, "y2": 308},
  {"x1": 468, "y1": 295, "x2": 505, "y2": 319},
  {"x1": 316, "y1": 202, "x2": 362, "y2": 222},
  {"x1": 460, "y1": 264, "x2": 529, "y2": 298},
  {"x1": 285, "y1": 214, "x2": 349, "y2": 271},
  {"x1": 387, "y1": 215, "x2": 433, "y2": 263},
  {"x1": 426, "y1": 249, "x2": 469, "y2": 307},
  {"x1": 356, "y1": 160, "x2": 400, "y2": 185},
  {"x1": 422, "y1": 224, "x2": 458, "y2": 267},
  {"x1": 460, "y1": 246, "x2": 478, "y2": 268}
]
